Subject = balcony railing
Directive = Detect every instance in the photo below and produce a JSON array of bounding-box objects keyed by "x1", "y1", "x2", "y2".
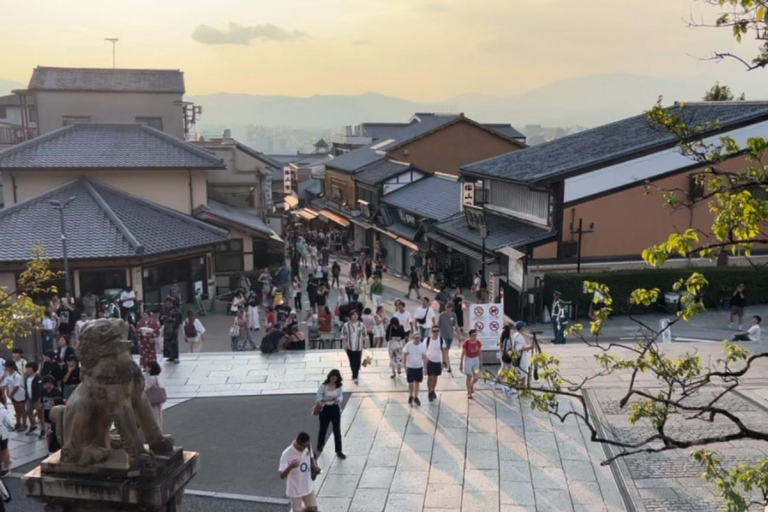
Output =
[{"x1": 0, "y1": 127, "x2": 37, "y2": 145}]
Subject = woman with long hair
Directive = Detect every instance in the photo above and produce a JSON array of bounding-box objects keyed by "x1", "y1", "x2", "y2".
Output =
[
  {"x1": 386, "y1": 317, "x2": 405, "y2": 378},
  {"x1": 315, "y1": 369, "x2": 345, "y2": 459}
]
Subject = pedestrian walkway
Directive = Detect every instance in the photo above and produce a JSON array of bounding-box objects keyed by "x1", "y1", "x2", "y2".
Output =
[{"x1": 10, "y1": 333, "x2": 768, "y2": 511}]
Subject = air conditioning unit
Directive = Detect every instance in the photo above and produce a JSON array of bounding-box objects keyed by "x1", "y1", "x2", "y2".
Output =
[{"x1": 561, "y1": 240, "x2": 578, "y2": 258}]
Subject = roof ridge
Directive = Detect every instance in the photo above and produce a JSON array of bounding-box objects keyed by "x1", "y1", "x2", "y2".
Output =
[
  {"x1": 81, "y1": 179, "x2": 144, "y2": 255},
  {"x1": 87, "y1": 180, "x2": 228, "y2": 237},
  {"x1": 0, "y1": 178, "x2": 81, "y2": 220},
  {"x1": 34, "y1": 66, "x2": 183, "y2": 73},
  {"x1": 138, "y1": 124, "x2": 224, "y2": 165},
  {"x1": 0, "y1": 124, "x2": 74, "y2": 160}
]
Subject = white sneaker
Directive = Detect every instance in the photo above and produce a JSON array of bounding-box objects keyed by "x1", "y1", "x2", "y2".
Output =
[{"x1": 729, "y1": 323, "x2": 735, "y2": 329}]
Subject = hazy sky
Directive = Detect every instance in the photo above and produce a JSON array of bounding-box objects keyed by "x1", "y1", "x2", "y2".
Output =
[{"x1": 0, "y1": 0, "x2": 758, "y2": 100}]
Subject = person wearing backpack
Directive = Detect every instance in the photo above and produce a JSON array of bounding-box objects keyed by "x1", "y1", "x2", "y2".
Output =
[{"x1": 183, "y1": 310, "x2": 206, "y2": 353}]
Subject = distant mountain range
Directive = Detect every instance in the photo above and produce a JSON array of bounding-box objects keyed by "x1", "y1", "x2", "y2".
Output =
[
  {"x1": 190, "y1": 73, "x2": 768, "y2": 132},
  {"x1": 0, "y1": 80, "x2": 23, "y2": 96}
]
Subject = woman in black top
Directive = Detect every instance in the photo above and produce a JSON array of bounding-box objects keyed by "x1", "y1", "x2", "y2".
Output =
[
  {"x1": 453, "y1": 287, "x2": 465, "y2": 329},
  {"x1": 61, "y1": 355, "x2": 80, "y2": 400}
]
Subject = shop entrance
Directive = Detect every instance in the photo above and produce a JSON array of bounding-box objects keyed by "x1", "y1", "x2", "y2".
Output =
[{"x1": 142, "y1": 256, "x2": 207, "y2": 311}]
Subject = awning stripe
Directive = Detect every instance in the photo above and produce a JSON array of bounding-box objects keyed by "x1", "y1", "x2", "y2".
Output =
[{"x1": 318, "y1": 209, "x2": 351, "y2": 228}]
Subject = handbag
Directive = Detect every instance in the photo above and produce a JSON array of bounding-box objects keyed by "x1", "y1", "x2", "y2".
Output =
[
  {"x1": 309, "y1": 445, "x2": 321, "y2": 481},
  {"x1": 229, "y1": 319, "x2": 240, "y2": 338},
  {"x1": 362, "y1": 349, "x2": 373, "y2": 367},
  {"x1": 312, "y1": 403, "x2": 322, "y2": 416},
  {"x1": 145, "y1": 384, "x2": 167, "y2": 406}
]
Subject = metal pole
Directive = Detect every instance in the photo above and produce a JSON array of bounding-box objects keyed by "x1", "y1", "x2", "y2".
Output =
[
  {"x1": 576, "y1": 218, "x2": 583, "y2": 274},
  {"x1": 58, "y1": 207, "x2": 71, "y2": 293}
]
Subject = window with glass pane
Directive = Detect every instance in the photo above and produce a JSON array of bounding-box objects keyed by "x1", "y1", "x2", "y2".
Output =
[
  {"x1": 209, "y1": 186, "x2": 255, "y2": 209},
  {"x1": 214, "y1": 239, "x2": 244, "y2": 273}
]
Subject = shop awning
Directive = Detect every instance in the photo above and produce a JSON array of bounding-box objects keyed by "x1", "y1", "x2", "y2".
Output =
[
  {"x1": 397, "y1": 237, "x2": 419, "y2": 251},
  {"x1": 374, "y1": 225, "x2": 420, "y2": 252},
  {"x1": 349, "y1": 216, "x2": 374, "y2": 230},
  {"x1": 428, "y1": 232, "x2": 495, "y2": 264},
  {"x1": 318, "y1": 209, "x2": 351, "y2": 228},
  {"x1": 292, "y1": 208, "x2": 318, "y2": 221}
]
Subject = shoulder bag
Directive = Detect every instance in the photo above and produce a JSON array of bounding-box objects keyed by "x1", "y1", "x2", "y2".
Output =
[{"x1": 145, "y1": 382, "x2": 167, "y2": 406}]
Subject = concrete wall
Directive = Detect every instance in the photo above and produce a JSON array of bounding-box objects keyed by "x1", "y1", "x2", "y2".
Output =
[
  {"x1": 199, "y1": 144, "x2": 270, "y2": 213},
  {"x1": 35, "y1": 91, "x2": 184, "y2": 138},
  {"x1": 0, "y1": 273, "x2": 16, "y2": 293},
  {"x1": 393, "y1": 121, "x2": 522, "y2": 176},
  {"x1": 532, "y1": 156, "x2": 754, "y2": 262},
  {"x1": 3, "y1": 169, "x2": 207, "y2": 214},
  {"x1": 324, "y1": 169, "x2": 356, "y2": 206}
]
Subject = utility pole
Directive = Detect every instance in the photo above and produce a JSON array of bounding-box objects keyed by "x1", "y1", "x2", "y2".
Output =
[
  {"x1": 104, "y1": 38, "x2": 119, "y2": 68},
  {"x1": 50, "y1": 197, "x2": 77, "y2": 293},
  {"x1": 573, "y1": 218, "x2": 594, "y2": 273}
]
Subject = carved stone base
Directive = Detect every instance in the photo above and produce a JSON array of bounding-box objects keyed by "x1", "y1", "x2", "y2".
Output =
[{"x1": 23, "y1": 450, "x2": 199, "y2": 512}]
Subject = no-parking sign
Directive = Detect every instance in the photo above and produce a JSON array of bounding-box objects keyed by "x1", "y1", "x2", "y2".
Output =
[{"x1": 469, "y1": 302, "x2": 503, "y2": 343}]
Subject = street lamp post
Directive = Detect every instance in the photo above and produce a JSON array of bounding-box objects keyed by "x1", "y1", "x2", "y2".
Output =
[
  {"x1": 480, "y1": 224, "x2": 488, "y2": 300},
  {"x1": 50, "y1": 197, "x2": 76, "y2": 293}
]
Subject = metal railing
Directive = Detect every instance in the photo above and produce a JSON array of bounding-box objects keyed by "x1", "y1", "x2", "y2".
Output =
[{"x1": 0, "y1": 126, "x2": 37, "y2": 145}]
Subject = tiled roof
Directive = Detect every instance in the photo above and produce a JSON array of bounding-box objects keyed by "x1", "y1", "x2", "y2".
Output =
[
  {"x1": 0, "y1": 94, "x2": 35, "y2": 106},
  {"x1": 355, "y1": 160, "x2": 412, "y2": 185},
  {"x1": 194, "y1": 200, "x2": 275, "y2": 237},
  {"x1": 361, "y1": 123, "x2": 409, "y2": 141},
  {"x1": 325, "y1": 147, "x2": 384, "y2": 173},
  {"x1": 462, "y1": 101, "x2": 768, "y2": 184},
  {"x1": 382, "y1": 175, "x2": 461, "y2": 220},
  {"x1": 0, "y1": 179, "x2": 228, "y2": 262},
  {"x1": 430, "y1": 211, "x2": 554, "y2": 253},
  {"x1": 327, "y1": 114, "x2": 462, "y2": 173},
  {"x1": 483, "y1": 124, "x2": 526, "y2": 141},
  {"x1": 298, "y1": 179, "x2": 321, "y2": 200},
  {"x1": 28, "y1": 67, "x2": 185, "y2": 93},
  {"x1": 386, "y1": 221, "x2": 418, "y2": 240},
  {"x1": 0, "y1": 123, "x2": 224, "y2": 170}
]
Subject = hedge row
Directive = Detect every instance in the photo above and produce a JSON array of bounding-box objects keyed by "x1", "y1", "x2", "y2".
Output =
[{"x1": 544, "y1": 267, "x2": 768, "y2": 317}]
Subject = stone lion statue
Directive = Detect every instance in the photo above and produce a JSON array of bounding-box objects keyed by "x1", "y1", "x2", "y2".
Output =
[{"x1": 60, "y1": 318, "x2": 174, "y2": 468}]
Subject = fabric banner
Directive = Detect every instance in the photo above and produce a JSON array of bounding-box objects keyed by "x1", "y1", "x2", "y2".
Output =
[{"x1": 469, "y1": 303, "x2": 504, "y2": 343}]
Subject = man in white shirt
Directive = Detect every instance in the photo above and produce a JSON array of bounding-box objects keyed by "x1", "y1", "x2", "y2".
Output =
[
  {"x1": 278, "y1": 432, "x2": 320, "y2": 511},
  {"x1": 119, "y1": 286, "x2": 136, "y2": 318},
  {"x1": 425, "y1": 326, "x2": 444, "y2": 402},
  {"x1": 733, "y1": 315, "x2": 761, "y2": 342},
  {"x1": 414, "y1": 297, "x2": 436, "y2": 341},
  {"x1": 392, "y1": 300, "x2": 413, "y2": 338},
  {"x1": 403, "y1": 333, "x2": 428, "y2": 406}
]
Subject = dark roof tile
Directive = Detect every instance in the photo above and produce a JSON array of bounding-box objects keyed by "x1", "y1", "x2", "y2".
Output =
[
  {"x1": 462, "y1": 102, "x2": 768, "y2": 183},
  {"x1": 0, "y1": 123, "x2": 224, "y2": 169},
  {"x1": 29, "y1": 67, "x2": 185, "y2": 93}
]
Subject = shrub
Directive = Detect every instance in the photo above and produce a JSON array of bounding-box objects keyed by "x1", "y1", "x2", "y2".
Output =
[{"x1": 544, "y1": 267, "x2": 768, "y2": 317}]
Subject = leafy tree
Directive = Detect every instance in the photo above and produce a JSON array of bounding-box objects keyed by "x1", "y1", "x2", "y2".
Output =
[
  {"x1": 0, "y1": 246, "x2": 61, "y2": 348},
  {"x1": 689, "y1": 0, "x2": 768, "y2": 70},
  {"x1": 487, "y1": 37, "x2": 768, "y2": 512},
  {"x1": 703, "y1": 82, "x2": 742, "y2": 101}
]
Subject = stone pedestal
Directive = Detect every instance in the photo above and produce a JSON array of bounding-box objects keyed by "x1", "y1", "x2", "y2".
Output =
[{"x1": 23, "y1": 448, "x2": 199, "y2": 512}]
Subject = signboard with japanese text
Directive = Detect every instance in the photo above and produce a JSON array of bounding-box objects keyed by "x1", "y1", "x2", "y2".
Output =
[
  {"x1": 283, "y1": 166, "x2": 293, "y2": 194},
  {"x1": 469, "y1": 303, "x2": 504, "y2": 343},
  {"x1": 461, "y1": 181, "x2": 475, "y2": 210}
]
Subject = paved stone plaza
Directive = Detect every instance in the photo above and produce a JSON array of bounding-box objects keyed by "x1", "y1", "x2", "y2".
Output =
[{"x1": 9, "y1": 334, "x2": 768, "y2": 511}]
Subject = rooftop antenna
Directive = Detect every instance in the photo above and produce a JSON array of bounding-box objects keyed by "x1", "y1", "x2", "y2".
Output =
[{"x1": 104, "y1": 38, "x2": 118, "y2": 68}]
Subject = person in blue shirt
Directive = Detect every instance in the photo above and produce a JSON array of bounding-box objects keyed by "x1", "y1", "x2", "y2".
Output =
[{"x1": 278, "y1": 264, "x2": 291, "y2": 298}]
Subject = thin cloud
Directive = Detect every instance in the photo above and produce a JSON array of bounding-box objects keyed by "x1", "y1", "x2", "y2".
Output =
[
  {"x1": 352, "y1": 40, "x2": 371, "y2": 46},
  {"x1": 192, "y1": 22, "x2": 307, "y2": 45}
]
